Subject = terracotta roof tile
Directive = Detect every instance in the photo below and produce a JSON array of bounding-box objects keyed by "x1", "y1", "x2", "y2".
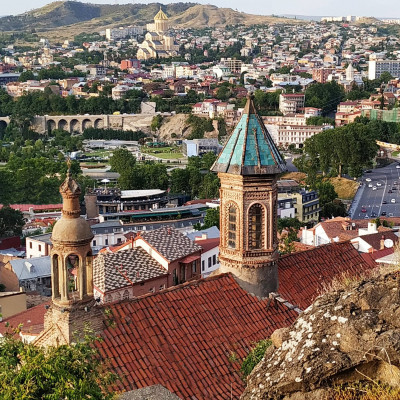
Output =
[
  {"x1": 95, "y1": 273, "x2": 298, "y2": 399},
  {"x1": 278, "y1": 241, "x2": 374, "y2": 310}
]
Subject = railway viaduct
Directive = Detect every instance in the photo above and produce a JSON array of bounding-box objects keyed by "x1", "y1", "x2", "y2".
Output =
[{"x1": 0, "y1": 113, "x2": 164, "y2": 134}]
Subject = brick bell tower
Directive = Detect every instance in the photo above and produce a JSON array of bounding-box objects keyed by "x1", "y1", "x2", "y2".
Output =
[
  {"x1": 211, "y1": 94, "x2": 286, "y2": 297},
  {"x1": 36, "y1": 161, "x2": 103, "y2": 346}
]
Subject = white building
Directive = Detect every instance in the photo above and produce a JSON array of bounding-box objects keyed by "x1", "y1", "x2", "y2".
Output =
[
  {"x1": 369, "y1": 60, "x2": 400, "y2": 80},
  {"x1": 196, "y1": 237, "x2": 220, "y2": 278}
]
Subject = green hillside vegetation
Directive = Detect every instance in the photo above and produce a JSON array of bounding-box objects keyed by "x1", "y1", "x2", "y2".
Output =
[{"x1": 0, "y1": 1, "x2": 300, "y2": 39}]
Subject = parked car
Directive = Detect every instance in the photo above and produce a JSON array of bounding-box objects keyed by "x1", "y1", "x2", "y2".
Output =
[
  {"x1": 366, "y1": 178, "x2": 372, "y2": 182},
  {"x1": 373, "y1": 186, "x2": 377, "y2": 191},
  {"x1": 376, "y1": 183, "x2": 382, "y2": 187},
  {"x1": 361, "y1": 207, "x2": 367, "y2": 213},
  {"x1": 391, "y1": 199, "x2": 396, "y2": 203},
  {"x1": 368, "y1": 184, "x2": 373, "y2": 188},
  {"x1": 381, "y1": 211, "x2": 387, "y2": 216},
  {"x1": 396, "y1": 165, "x2": 400, "y2": 169},
  {"x1": 389, "y1": 190, "x2": 393, "y2": 193},
  {"x1": 383, "y1": 200, "x2": 388, "y2": 204},
  {"x1": 371, "y1": 212, "x2": 377, "y2": 217}
]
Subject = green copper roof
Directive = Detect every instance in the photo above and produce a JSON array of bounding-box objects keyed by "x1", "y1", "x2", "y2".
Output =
[{"x1": 211, "y1": 95, "x2": 286, "y2": 175}]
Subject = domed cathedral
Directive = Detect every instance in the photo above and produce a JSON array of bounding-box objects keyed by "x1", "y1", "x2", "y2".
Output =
[
  {"x1": 137, "y1": 7, "x2": 180, "y2": 60},
  {"x1": 211, "y1": 94, "x2": 286, "y2": 298},
  {"x1": 35, "y1": 161, "x2": 103, "y2": 346}
]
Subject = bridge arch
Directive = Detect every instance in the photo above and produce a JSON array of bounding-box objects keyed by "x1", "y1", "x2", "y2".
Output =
[
  {"x1": 58, "y1": 119, "x2": 68, "y2": 132},
  {"x1": 94, "y1": 118, "x2": 104, "y2": 129},
  {"x1": 47, "y1": 119, "x2": 56, "y2": 134},
  {"x1": 82, "y1": 119, "x2": 92, "y2": 131},
  {"x1": 70, "y1": 119, "x2": 80, "y2": 133}
]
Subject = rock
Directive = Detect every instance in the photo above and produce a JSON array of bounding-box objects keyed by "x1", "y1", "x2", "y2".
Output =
[
  {"x1": 241, "y1": 270, "x2": 400, "y2": 399},
  {"x1": 270, "y1": 327, "x2": 289, "y2": 348}
]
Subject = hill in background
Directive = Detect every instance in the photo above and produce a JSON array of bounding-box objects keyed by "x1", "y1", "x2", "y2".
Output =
[{"x1": 0, "y1": 1, "x2": 300, "y2": 39}]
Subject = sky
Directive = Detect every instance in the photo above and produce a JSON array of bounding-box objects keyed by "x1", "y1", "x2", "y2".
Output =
[{"x1": 0, "y1": 0, "x2": 398, "y2": 18}]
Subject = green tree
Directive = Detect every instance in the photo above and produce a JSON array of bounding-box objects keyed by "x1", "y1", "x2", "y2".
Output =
[
  {"x1": 240, "y1": 340, "x2": 272, "y2": 380},
  {"x1": 0, "y1": 207, "x2": 24, "y2": 237},
  {"x1": 314, "y1": 180, "x2": 337, "y2": 206},
  {"x1": 109, "y1": 148, "x2": 136, "y2": 174},
  {"x1": 0, "y1": 329, "x2": 117, "y2": 399},
  {"x1": 196, "y1": 207, "x2": 220, "y2": 230}
]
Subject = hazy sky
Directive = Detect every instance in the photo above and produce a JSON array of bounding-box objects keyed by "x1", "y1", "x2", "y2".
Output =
[{"x1": 0, "y1": 0, "x2": 398, "y2": 18}]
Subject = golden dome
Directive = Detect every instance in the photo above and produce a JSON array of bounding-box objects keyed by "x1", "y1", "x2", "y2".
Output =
[
  {"x1": 51, "y1": 217, "x2": 94, "y2": 245},
  {"x1": 154, "y1": 7, "x2": 168, "y2": 20}
]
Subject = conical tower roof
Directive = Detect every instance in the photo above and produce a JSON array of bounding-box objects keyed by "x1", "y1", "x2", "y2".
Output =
[
  {"x1": 154, "y1": 7, "x2": 168, "y2": 20},
  {"x1": 211, "y1": 94, "x2": 286, "y2": 175}
]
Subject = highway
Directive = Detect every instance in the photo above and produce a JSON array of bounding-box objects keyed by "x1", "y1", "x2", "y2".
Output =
[{"x1": 352, "y1": 162, "x2": 400, "y2": 220}]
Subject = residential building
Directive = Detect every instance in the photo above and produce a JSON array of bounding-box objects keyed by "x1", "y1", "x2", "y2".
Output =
[
  {"x1": 26, "y1": 234, "x2": 52, "y2": 259},
  {"x1": 196, "y1": 237, "x2": 220, "y2": 278},
  {"x1": 0, "y1": 292, "x2": 27, "y2": 320},
  {"x1": 369, "y1": 60, "x2": 400, "y2": 80},
  {"x1": 293, "y1": 190, "x2": 320, "y2": 223},
  {"x1": 8, "y1": 256, "x2": 51, "y2": 295},
  {"x1": 93, "y1": 247, "x2": 169, "y2": 304},
  {"x1": 105, "y1": 26, "x2": 144, "y2": 41},
  {"x1": 279, "y1": 93, "x2": 305, "y2": 114}
]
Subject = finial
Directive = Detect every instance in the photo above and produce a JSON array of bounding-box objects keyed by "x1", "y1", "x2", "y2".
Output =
[
  {"x1": 247, "y1": 91, "x2": 255, "y2": 101},
  {"x1": 67, "y1": 157, "x2": 72, "y2": 178}
]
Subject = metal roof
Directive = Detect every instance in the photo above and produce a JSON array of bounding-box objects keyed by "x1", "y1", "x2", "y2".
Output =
[
  {"x1": 211, "y1": 95, "x2": 286, "y2": 175},
  {"x1": 10, "y1": 256, "x2": 51, "y2": 281}
]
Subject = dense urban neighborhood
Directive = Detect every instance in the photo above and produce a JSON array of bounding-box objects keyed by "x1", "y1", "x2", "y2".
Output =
[{"x1": 1, "y1": 2, "x2": 400, "y2": 399}]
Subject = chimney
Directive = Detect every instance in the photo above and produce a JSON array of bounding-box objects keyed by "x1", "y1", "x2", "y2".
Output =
[{"x1": 380, "y1": 235, "x2": 385, "y2": 250}]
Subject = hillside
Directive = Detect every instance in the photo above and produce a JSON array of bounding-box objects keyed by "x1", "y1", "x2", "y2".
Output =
[{"x1": 0, "y1": 1, "x2": 300, "y2": 39}]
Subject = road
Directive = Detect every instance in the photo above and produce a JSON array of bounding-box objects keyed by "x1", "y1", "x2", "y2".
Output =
[{"x1": 352, "y1": 162, "x2": 400, "y2": 220}]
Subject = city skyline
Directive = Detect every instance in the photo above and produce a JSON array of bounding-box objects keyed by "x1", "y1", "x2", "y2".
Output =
[{"x1": 0, "y1": 0, "x2": 399, "y2": 19}]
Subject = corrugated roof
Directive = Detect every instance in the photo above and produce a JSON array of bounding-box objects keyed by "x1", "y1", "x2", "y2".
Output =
[
  {"x1": 211, "y1": 95, "x2": 286, "y2": 175},
  {"x1": 10, "y1": 256, "x2": 51, "y2": 281}
]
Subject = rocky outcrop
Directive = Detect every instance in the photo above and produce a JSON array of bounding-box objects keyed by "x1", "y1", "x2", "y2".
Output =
[{"x1": 241, "y1": 270, "x2": 400, "y2": 399}]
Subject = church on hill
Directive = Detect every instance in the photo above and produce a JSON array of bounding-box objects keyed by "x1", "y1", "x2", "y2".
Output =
[
  {"x1": 0, "y1": 96, "x2": 376, "y2": 399},
  {"x1": 136, "y1": 8, "x2": 180, "y2": 60}
]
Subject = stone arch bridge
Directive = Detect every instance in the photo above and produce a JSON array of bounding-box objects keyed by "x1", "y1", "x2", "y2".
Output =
[{"x1": 0, "y1": 114, "x2": 161, "y2": 135}]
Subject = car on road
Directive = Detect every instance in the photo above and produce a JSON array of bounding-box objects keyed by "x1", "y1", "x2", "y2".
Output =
[
  {"x1": 368, "y1": 184, "x2": 373, "y2": 187},
  {"x1": 371, "y1": 212, "x2": 377, "y2": 217},
  {"x1": 393, "y1": 187, "x2": 398, "y2": 190},
  {"x1": 377, "y1": 183, "x2": 382, "y2": 186},
  {"x1": 389, "y1": 190, "x2": 393, "y2": 193},
  {"x1": 396, "y1": 165, "x2": 400, "y2": 169},
  {"x1": 391, "y1": 199, "x2": 396, "y2": 203},
  {"x1": 381, "y1": 211, "x2": 387, "y2": 216},
  {"x1": 365, "y1": 170, "x2": 372, "y2": 173},
  {"x1": 383, "y1": 200, "x2": 388, "y2": 204},
  {"x1": 395, "y1": 181, "x2": 398, "y2": 185},
  {"x1": 366, "y1": 178, "x2": 372, "y2": 182},
  {"x1": 361, "y1": 207, "x2": 367, "y2": 213},
  {"x1": 373, "y1": 186, "x2": 377, "y2": 190}
]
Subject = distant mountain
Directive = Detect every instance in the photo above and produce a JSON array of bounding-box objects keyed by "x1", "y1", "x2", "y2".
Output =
[{"x1": 0, "y1": 1, "x2": 300, "y2": 34}]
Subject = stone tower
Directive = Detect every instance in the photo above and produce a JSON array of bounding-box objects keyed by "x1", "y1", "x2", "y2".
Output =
[
  {"x1": 346, "y1": 63, "x2": 355, "y2": 81},
  {"x1": 154, "y1": 7, "x2": 169, "y2": 33},
  {"x1": 35, "y1": 162, "x2": 103, "y2": 346},
  {"x1": 211, "y1": 95, "x2": 286, "y2": 298}
]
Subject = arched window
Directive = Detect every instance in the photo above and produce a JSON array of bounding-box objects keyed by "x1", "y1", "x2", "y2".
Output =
[
  {"x1": 228, "y1": 206, "x2": 237, "y2": 249},
  {"x1": 249, "y1": 204, "x2": 263, "y2": 249}
]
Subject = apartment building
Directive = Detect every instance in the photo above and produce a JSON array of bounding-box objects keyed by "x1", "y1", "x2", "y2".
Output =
[
  {"x1": 279, "y1": 93, "x2": 305, "y2": 114},
  {"x1": 369, "y1": 60, "x2": 400, "y2": 80}
]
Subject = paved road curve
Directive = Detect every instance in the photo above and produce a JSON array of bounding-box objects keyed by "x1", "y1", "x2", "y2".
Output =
[{"x1": 352, "y1": 162, "x2": 400, "y2": 220}]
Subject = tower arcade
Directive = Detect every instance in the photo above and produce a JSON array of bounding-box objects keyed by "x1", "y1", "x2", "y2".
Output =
[
  {"x1": 36, "y1": 162, "x2": 103, "y2": 346},
  {"x1": 211, "y1": 95, "x2": 286, "y2": 297}
]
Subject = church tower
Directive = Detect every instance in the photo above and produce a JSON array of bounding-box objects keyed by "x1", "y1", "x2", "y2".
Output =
[
  {"x1": 36, "y1": 162, "x2": 103, "y2": 346},
  {"x1": 154, "y1": 7, "x2": 169, "y2": 33},
  {"x1": 211, "y1": 95, "x2": 286, "y2": 297}
]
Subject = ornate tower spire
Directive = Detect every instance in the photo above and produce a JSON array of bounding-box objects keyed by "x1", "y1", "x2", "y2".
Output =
[
  {"x1": 211, "y1": 94, "x2": 286, "y2": 297},
  {"x1": 36, "y1": 161, "x2": 101, "y2": 345}
]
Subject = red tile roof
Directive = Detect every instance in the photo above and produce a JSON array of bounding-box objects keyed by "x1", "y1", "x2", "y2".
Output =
[
  {"x1": 278, "y1": 241, "x2": 374, "y2": 310},
  {"x1": 95, "y1": 273, "x2": 298, "y2": 399},
  {"x1": 0, "y1": 301, "x2": 50, "y2": 337},
  {"x1": 196, "y1": 237, "x2": 220, "y2": 252}
]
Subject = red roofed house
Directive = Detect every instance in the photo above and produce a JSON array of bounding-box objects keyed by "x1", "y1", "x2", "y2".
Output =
[{"x1": 4, "y1": 96, "x2": 379, "y2": 399}]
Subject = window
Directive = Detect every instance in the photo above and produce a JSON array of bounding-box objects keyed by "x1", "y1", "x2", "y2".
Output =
[
  {"x1": 208, "y1": 257, "x2": 212, "y2": 268},
  {"x1": 105, "y1": 239, "x2": 109, "y2": 246},
  {"x1": 173, "y1": 269, "x2": 178, "y2": 285},
  {"x1": 149, "y1": 287, "x2": 155, "y2": 293},
  {"x1": 93, "y1": 240, "x2": 96, "y2": 246},
  {"x1": 38, "y1": 245, "x2": 41, "y2": 252},
  {"x1": 213, "y1": 255, "x2": 216, "y2": 265},
  {"x1": 228, "y1": 206, "x2": 237, "y2": 248},
  {"x1": 29, "y1": 242, "x2": 32, "y2": 249},
  {"x1": 159, "y1": 284, "x2": 165, "y2": 291},
  {"x1": 202, "y1": 260, "x2": 205, "y2": 271},
  {"x1": 249, "y1": 204, "x2": 263, "y2": 249},
  {"x1": 192, "y1": 261, "x2": 197, "y2": 273}
]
